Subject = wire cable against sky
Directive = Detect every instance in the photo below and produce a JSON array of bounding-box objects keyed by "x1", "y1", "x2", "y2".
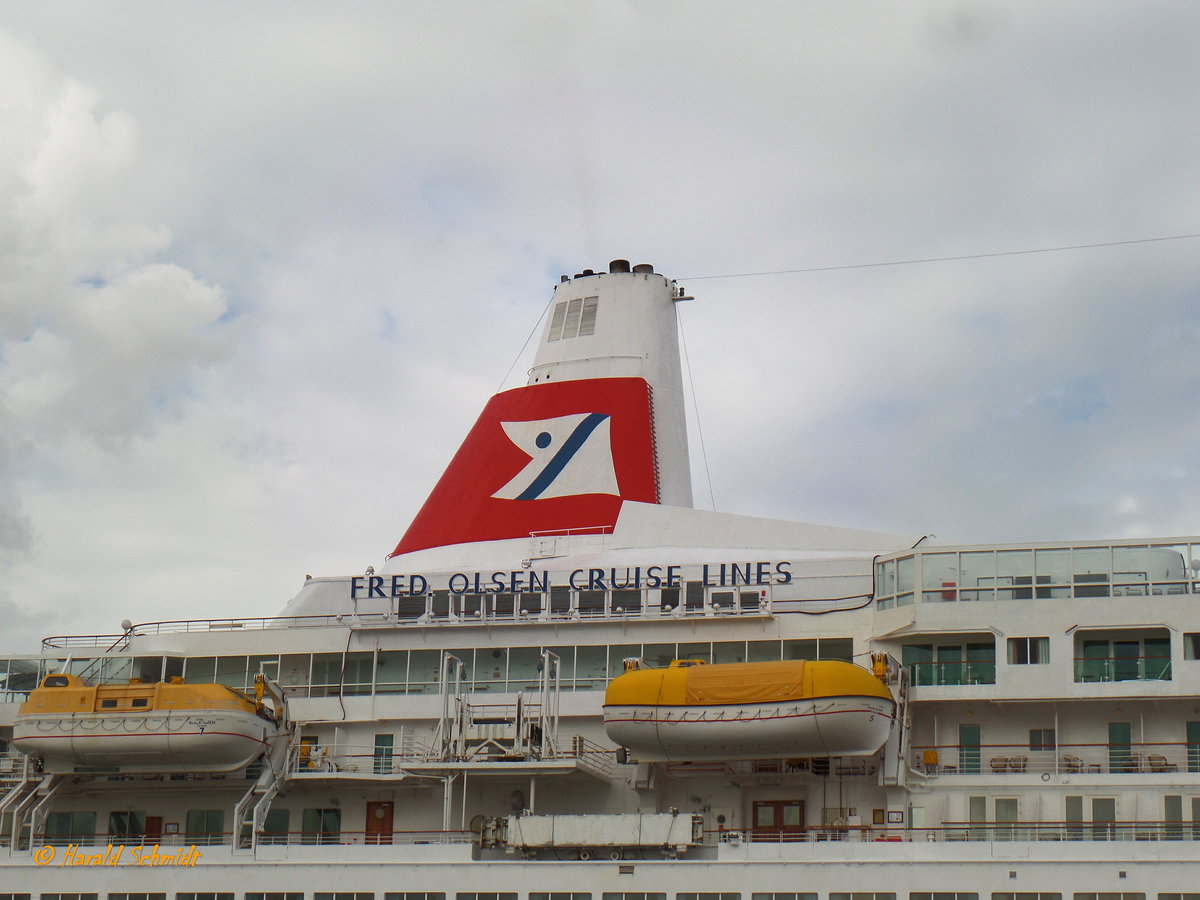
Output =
[
  {"x1": 497, "y1": 293, "x2": 555, "y2": 393},
  {"x1": 676, "y1": 307, "x2": 716, "y2": 513},
  {"x1": 681, "y1": 232, "x2": 1200, "y2": 281}
]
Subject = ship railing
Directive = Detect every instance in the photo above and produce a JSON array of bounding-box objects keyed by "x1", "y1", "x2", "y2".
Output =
[
  {"x1": 290, "y1": 740, "x2": 439, "y2": 775},
  {"x1": 903, "y1": 660, "x2": 997, "y2": 686},
  {"x1": 0, "y1": 750, "x2": 26, "y2": 781},
  {"x1": 25, "y1": 829, "x2": 476, "y2": 849},
  {"x1": 286, "y1": 735, "x2": 613, "y2": 775},
  {"x1": 543, "y1": 733, "x2": 618, "y2": 776},
  {"x1": 1073, "y1": 655, "x2": 1173, "y2": 683},
  {"x1": 912, "y1": 741, "x2": 1198, "y2": 776},
  {"x1": 40, "y1": 596, "x2": 779, "y2": 647},
  {"x1": 668, "y1": 757, "x2": 880, "y2": 779},
  {"x1": 711, "y1": 820, "x2": 1200, "y2": 845}
]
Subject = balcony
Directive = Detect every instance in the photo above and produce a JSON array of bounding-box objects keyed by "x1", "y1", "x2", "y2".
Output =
[
  {"x1": 1074, "y1": 655, "x2": 1172, "y2": 683},
  {"x1": 905, "y1": 660, "x2": 996, "y2": 687},
  {"x1": 913, "y1": 741, "x2": 1199, "y2": 776}
]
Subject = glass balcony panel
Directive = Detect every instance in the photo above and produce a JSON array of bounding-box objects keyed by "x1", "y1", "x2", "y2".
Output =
[
  {"x1": 1151, "y1": 544, "x2": 1191, "y2": 594},
  {"x1": 1112, "y1": 546, "x2": 1150, "y2": 595}
]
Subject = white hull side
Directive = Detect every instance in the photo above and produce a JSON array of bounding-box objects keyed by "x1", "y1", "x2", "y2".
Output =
[
  {"x1": 604, "y1": 695, "x2": 895, "y2": 762},
  {"x1": 13, "y1": 709, "x2": 275, "y2": 773}
]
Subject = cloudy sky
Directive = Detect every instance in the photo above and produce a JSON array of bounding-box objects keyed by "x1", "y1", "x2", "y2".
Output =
[{"x1": 1, "y1": 2, "x2": 1198, "y2": 652}]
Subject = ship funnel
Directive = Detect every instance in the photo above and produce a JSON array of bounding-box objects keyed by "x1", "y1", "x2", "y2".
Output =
[{"x1": 388, "y1": 262, "x2": 693, "y2": 557}]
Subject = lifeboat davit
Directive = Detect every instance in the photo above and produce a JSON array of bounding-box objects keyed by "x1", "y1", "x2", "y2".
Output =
[
  {"x1": 13, "y1": 673, "x2": 284, "y2": 774},
  {"x1": 603, "y1": 659, "x2": 895, "y2": 763}
]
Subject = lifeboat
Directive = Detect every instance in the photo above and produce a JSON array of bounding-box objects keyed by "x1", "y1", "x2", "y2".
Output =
[
  {"x1": 603, "y1": 658, "x2": 895, "y2": 763},
  {"x1": 13, "y1": 673, "x2": 284, "y2": 774}
]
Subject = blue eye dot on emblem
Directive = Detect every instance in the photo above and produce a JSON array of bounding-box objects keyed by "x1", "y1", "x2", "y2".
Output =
[{"x1": 535, "y1": 432, "x2": 552, "y2": 449}]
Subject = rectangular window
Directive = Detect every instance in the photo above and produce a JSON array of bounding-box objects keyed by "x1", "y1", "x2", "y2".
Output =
[
  {"x1": 312, "y1": 895, "x2": 373, "y2": 900},
  {"x1": 108, "y1": 810, "x2": 147, "y2": 840},
  {"x1": 455, "y1": 895, "x2": 518, "y2": 900},
  {"x1": 677, "y1": 895, "x2": 740, "y2": 900},
  {"x1": 184, "y1": 809, "x2": 224, "y2": 845},
  {"x1": 911, "y1": 895, "x2": 978, "y2": 900},
  {"x1": 601, "y1": 895, "x2": 667, "y2": 900},
  {"x1": 246, "y1": 893, "x2": 304, "y2": 900},
  {"x1": 261, "y1": 808, "x2": 290, "y2": 845},
  {"x1": 174, "y1": 895, "x2": 234, "y2": 900},
  {"x1": 531, "y1": 895, "x2": 591, "y2": 900},
  {"x1": 751, "y1": 895, "x2": 818, "y2": 900},
  {"x1": 107, "y1": 895, "x2": 166, "y2": 900},
  {"x1": 1008, "y1": 637, "x2": 1049, "y2": 664},
  {"x1": 1029, "y1": 728, "x2": 1057, "y2": 751},
  {"x1": 829, "y1": 894, "x2": 896, "y2": 900},
  {"x1": 1185, "y1": 634, "x2": 1200, "y2": 660},
  {"x1": 45, "y1": 810, "x2": 98, "y2": 842},
  {"x1": 991, "y1": 895, "x2": 1062, "y2": 900},
  {"x1": 1073, "y1": 895, "x2": 1145, "y2": 900},
  {"x1": 1188, "y1": 721, "x2": 1200, "y2": 773},
  {"x1": 39, "y1": 896, "x2": 99, "y2": 900},
  {"x1": 386, "y1": 896, "x2": 447, "y2": 900},
  {"x1": 302, "y1": 808, "x2": 341, "y2": 845}
]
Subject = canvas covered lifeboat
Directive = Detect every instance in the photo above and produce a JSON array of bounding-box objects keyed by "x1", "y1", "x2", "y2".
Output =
[
  {"x1": 13, "y1": 673, "x2": 285, "y2": 774},
  {"x1": 603, "y1": 658, "x2": 895, "y2": 763}
]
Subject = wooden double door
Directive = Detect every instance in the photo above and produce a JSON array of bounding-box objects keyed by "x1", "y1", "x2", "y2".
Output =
[{"x1": 752, "y1": 800, "x2": 805, "y2": 841}]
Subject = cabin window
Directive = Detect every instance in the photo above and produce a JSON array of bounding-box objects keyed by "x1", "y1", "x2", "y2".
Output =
[
  {"x1": 678, "y1": 894, "x2": 740, "y2": 900},
  {"x1": 1008, "y1": 637, "x2": 1049, "y2": 664},
  {"x1": 184, "y1": 808, "x2": 225, "y2": 845},
  {"x1": 246, "y1": 895, "x2": 304, "y2": 900},
  {"x1": 829, "y1": 894, "x2": 896, "y2": 900},
  {"x1": 100, "y1": 699, "x2": 118, "y2": 709},
  {"x1": 260, "y1": 809, "x2": 290, "y2": 845},
  {"x1": 1185, "y1": 633, "x2": 1200, "y2": 659},
  {"x1": 1029, "y1": 728, "x2": 1056, "y2": 751},
  {"x1": 108, "y1": 810, "x2": 146, "y2": 839},
  {"x1": 910, "y1": 895, "x2": 978, "y2": 900},
  {"x1": 456, "y1": 895, "x2": 518, "y2": 900},
  {"x1": 39, "y1": 895, "x2": 99, "y2": 900},
  {"x1": 45, "y1": 811, "x2": 97, "y2": 844},
  {"x1": 752, "y1": 895, "x2": 817, "y2": 900},
  {"x1": 1072, "y1": 895, "x2": 1145, "y2": 900},
  {"x1": 302, "y1": 808, "x2": 341, "y2": 844},
  {"x1": 107, "y1": 894, "x2": 166, "y2": 900},
  {"x1": 131, "y1": 698, "x2": 148, "y2": 708},
  {"x1": 175, "y1": 894, "x2": 234, "y2": 900},
  {"x1": 531, "y1": 895, "x2": 591, "y2": 900},
  {"x1": 601, "y1": 895, "x2": 667, "y2": 900},
  {"x1": 385, "y1": 895, "x2": 447, "y2": 900},
  {"x1": 313, "y1": 894, "x2": 373, "y2": 900}
]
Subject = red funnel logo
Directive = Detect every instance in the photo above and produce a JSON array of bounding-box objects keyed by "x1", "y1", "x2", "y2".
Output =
[{"x1": 391, "y1": 377, "x2": 659, "y2": 556}]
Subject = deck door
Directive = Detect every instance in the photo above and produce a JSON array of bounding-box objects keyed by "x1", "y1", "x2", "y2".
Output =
[
  {"x1": 365, "y1": 801, "x2": 394, "y2": 845},
  {"x1": 752, "y1": 799, "x2": 805, "y2": 842}
]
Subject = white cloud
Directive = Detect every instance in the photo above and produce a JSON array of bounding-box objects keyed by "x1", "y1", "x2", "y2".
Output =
[{"x1": 0, "y1": 3, "x2": 1199, "y2": 652}]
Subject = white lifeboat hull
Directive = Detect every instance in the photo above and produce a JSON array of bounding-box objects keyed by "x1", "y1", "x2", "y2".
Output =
[
  {"x1": 13, "y1": 708, "x2": 276, "y2": 774},
  {"x1": 603, "y1": 694, "x2": 895, "y2": 763}
]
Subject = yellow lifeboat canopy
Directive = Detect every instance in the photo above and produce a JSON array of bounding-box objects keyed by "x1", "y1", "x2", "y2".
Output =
[
  {"x1": 14, "y1": 673, "x2": 283, "y2": 774},
  {"x1": 603, "y1": 659, "x2": 895, "y2": 763}
]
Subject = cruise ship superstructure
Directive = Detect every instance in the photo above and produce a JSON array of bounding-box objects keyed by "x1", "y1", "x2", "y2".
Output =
[{"x1": 2, "y1": 260, "x2": 1199, "y2": 899}]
